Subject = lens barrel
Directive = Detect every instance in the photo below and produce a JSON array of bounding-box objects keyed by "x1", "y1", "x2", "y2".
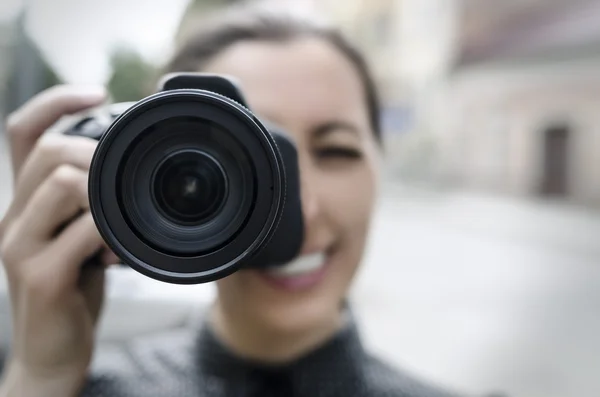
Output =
[{"x1": 88, "y1": 89, "x2": 287, "y2": 284}]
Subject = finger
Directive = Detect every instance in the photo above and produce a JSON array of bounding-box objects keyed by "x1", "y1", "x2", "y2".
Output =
[
  {"x1": 100, "y1": 249, "x2": 120, "y2": 266},
  {"x1": 5, "y1": 84, "x2": 106, "y2": 175},
  {"x1": 11, "y1": 165, "x2": 89, "y2": 244},
  {"x1": 7, "y1": 134, "x2": 96, "y2": 219},
  {"x1": 3, "y1": 212, "x2": 105, "y2": 303},
  {"x1": 41, "y1": 211, "x2": 105, "y2": 289}
]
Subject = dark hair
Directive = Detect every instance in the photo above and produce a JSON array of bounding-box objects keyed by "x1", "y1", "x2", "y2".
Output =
[{"x1": 165, "y1": 4, "x2": 382, "y2": 141}]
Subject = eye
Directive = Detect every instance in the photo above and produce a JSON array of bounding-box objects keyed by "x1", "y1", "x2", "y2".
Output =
[{"x1": 315, "y1": 146, "x2": 362, "y2": 160}]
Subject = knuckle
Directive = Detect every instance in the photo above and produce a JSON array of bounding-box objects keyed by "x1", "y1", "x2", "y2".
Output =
[
  {"x1": 4, "y1": 84, "x2": 71, "y2": 138},
  {"x1": 49, "y1": 164, "x2": 82, "y2": 193},
  {"x1": 5, "y1": 111, "x2": 24, "y2": 138},
  {"x1": 35, "y1": 133, "x2": 67, "y2": 160}
]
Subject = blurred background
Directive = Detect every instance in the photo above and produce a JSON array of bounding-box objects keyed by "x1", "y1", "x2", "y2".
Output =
[{"x1": 1, "y1": 0, "x2": 600, "y2": 396}]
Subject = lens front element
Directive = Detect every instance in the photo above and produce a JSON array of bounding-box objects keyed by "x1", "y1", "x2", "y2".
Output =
[
  {"x1": 118, "y1": 116, "x2": 255, "y2": 257},
  {"x1": 154, "y1": 150, "x2": 227, "y2": 225}
]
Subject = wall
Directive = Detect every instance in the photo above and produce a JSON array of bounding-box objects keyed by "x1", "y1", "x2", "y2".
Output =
[{"x1": 434, "y1": 59, "x2": 600, "y2": 205}]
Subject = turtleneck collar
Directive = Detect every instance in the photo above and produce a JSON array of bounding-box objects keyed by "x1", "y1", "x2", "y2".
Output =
[{"x1": 193, "y1": 311, "x2": 366, "y2": 397}]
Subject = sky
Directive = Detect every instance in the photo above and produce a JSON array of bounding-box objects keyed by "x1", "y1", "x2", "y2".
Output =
[
  {"x1": 6, "y1": 0, "x2": 191, "y2": 84},
  {"x1": 0, "y1": 0, "x2": 23, "y2": 22}
]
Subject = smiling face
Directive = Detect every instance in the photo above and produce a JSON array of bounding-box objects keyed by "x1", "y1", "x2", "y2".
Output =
[{"x1": 203, "y1": 37, "x2": 380, "y2": 340}]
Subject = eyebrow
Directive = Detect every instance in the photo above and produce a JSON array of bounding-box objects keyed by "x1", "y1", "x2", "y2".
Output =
[{"x1": 312, "y1": 121, "x2": 360, "y2": 138}]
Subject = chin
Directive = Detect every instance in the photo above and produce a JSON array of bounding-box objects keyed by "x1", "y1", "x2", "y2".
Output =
[
  {"x1": 217, "y1": 250, "x2": 356, "y2": 337},
  {"x1": 254, "y1": 296, "x2": 339, "y2": 336}
]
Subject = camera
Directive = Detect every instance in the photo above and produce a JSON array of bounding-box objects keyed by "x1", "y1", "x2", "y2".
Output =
[{"x1": 63, "y1": 73, "x2": 303, "y2": 284}]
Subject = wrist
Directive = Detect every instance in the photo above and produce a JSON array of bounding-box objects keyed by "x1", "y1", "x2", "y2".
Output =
[{"x1": 1, "y1": 360, "x2": 86, "y2": 397}]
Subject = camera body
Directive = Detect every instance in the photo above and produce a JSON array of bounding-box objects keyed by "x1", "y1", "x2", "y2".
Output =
[{"x1": 64, "y1": 73, "x2": 303, "y2": 284}]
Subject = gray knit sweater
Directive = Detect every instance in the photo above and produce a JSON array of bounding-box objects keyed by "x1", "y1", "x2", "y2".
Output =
[{"x1": 76, "y1": 316, "x2": 463, "y2": 397}]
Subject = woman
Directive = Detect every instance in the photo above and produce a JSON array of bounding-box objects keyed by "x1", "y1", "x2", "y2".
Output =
[{"x1": 0, "y1": 4, "x2": 461, "y2": 397}]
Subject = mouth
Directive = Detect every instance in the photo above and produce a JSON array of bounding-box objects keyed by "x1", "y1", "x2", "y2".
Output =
[{"x1": 256, "y1": 252, "x2": 329, "y2": 292}]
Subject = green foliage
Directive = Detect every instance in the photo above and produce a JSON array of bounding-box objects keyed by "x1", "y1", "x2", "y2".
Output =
[
  {"x1": 42, "y1": 58, "x2": 61, "y2": 87},
  {"x1": 107, "y1": 46, "x2": 157, "y2": 102}
]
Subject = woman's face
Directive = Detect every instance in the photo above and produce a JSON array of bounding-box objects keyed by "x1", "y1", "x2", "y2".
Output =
[{"x1": 204, "y1": 38, "x2": 380, "y2": 334}]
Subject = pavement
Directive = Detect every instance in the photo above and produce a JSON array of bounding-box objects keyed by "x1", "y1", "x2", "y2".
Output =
[{"x1": 1, "y1": 132, "x2": 600, "y2": 397}]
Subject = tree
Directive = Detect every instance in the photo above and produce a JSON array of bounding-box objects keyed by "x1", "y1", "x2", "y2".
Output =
[
  {"x1": 3, "y1": 17, "x2": 63, "y2": 116},
  {"x1": 107, "y1": 46, "x2": 157, "y2": 103}
]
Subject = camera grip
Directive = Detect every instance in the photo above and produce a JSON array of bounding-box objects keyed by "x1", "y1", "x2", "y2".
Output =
[{"x1": 249, "y1": 128, "x2": 304, "y2": 268}]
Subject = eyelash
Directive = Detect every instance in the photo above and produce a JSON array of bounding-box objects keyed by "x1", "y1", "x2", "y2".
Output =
[{"x1": 315, "y1": 147, "x2": 362, "y2": 160}]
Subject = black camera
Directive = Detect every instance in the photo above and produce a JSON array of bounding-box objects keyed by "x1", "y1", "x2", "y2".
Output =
[{"x1": 63, "y1": 73, "x2": 303, "y2": 284}]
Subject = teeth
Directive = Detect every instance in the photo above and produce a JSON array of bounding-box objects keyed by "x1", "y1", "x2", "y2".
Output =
[{"x1": 267, "y1": 252, "x2": 325, "y2": 277}]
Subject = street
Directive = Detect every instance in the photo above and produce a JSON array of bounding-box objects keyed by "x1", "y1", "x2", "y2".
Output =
[{"x1": 1, "y1": 134, "x2": 600, "y2": 397}]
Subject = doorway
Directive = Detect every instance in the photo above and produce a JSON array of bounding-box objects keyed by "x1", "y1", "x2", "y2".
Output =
[{"x1": 540, "y1": 123, "x2": 570, "y2": 197}]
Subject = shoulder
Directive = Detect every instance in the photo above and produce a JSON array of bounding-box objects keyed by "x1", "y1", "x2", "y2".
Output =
[
  {"x1": 359, "y1": 352, "x2": 465, "y2": 397},
  {"x1": 81, "y1": 327, "x2": 202, "y2": 397}
]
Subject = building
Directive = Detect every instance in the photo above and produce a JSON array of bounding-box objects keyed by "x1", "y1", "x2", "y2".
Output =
[{"x1": 428, "y1": 0, "x2": 600, "y2": 206}]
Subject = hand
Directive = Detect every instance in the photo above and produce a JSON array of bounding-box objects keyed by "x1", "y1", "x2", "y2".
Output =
[{"x1": 0, "y1": 85, "x2": 117, "y2": 397}]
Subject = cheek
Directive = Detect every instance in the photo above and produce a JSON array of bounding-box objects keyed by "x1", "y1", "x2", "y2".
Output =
[
  {"x1": 318, "y1": 160, "x2": 378, "y2": 300},
  {"x1": 215, "y1": 276, "x2": 240, "y2": 300},
  {"x1": 320, "y1": 159, "x2": 379, "y2": 241}
]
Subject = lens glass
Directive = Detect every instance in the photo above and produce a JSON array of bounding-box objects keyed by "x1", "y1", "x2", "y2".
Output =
[
  {"x1": 117, "y1": 116, "x2": 256, "y2": 256},
  {"x1": 153, "y1": 150, "x2": 227, "y2": 224}
]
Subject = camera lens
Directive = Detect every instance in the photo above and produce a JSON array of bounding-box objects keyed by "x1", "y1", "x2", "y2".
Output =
[
  {"x1": 88, "y1": 89, "x2": 292, "y2": 284},
  {"x1": 116, "y1": 116, "x2": 255, "y2": 257},
  {"x1": 153, "y1": 150, "x2": 227, "y2": 225}
]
